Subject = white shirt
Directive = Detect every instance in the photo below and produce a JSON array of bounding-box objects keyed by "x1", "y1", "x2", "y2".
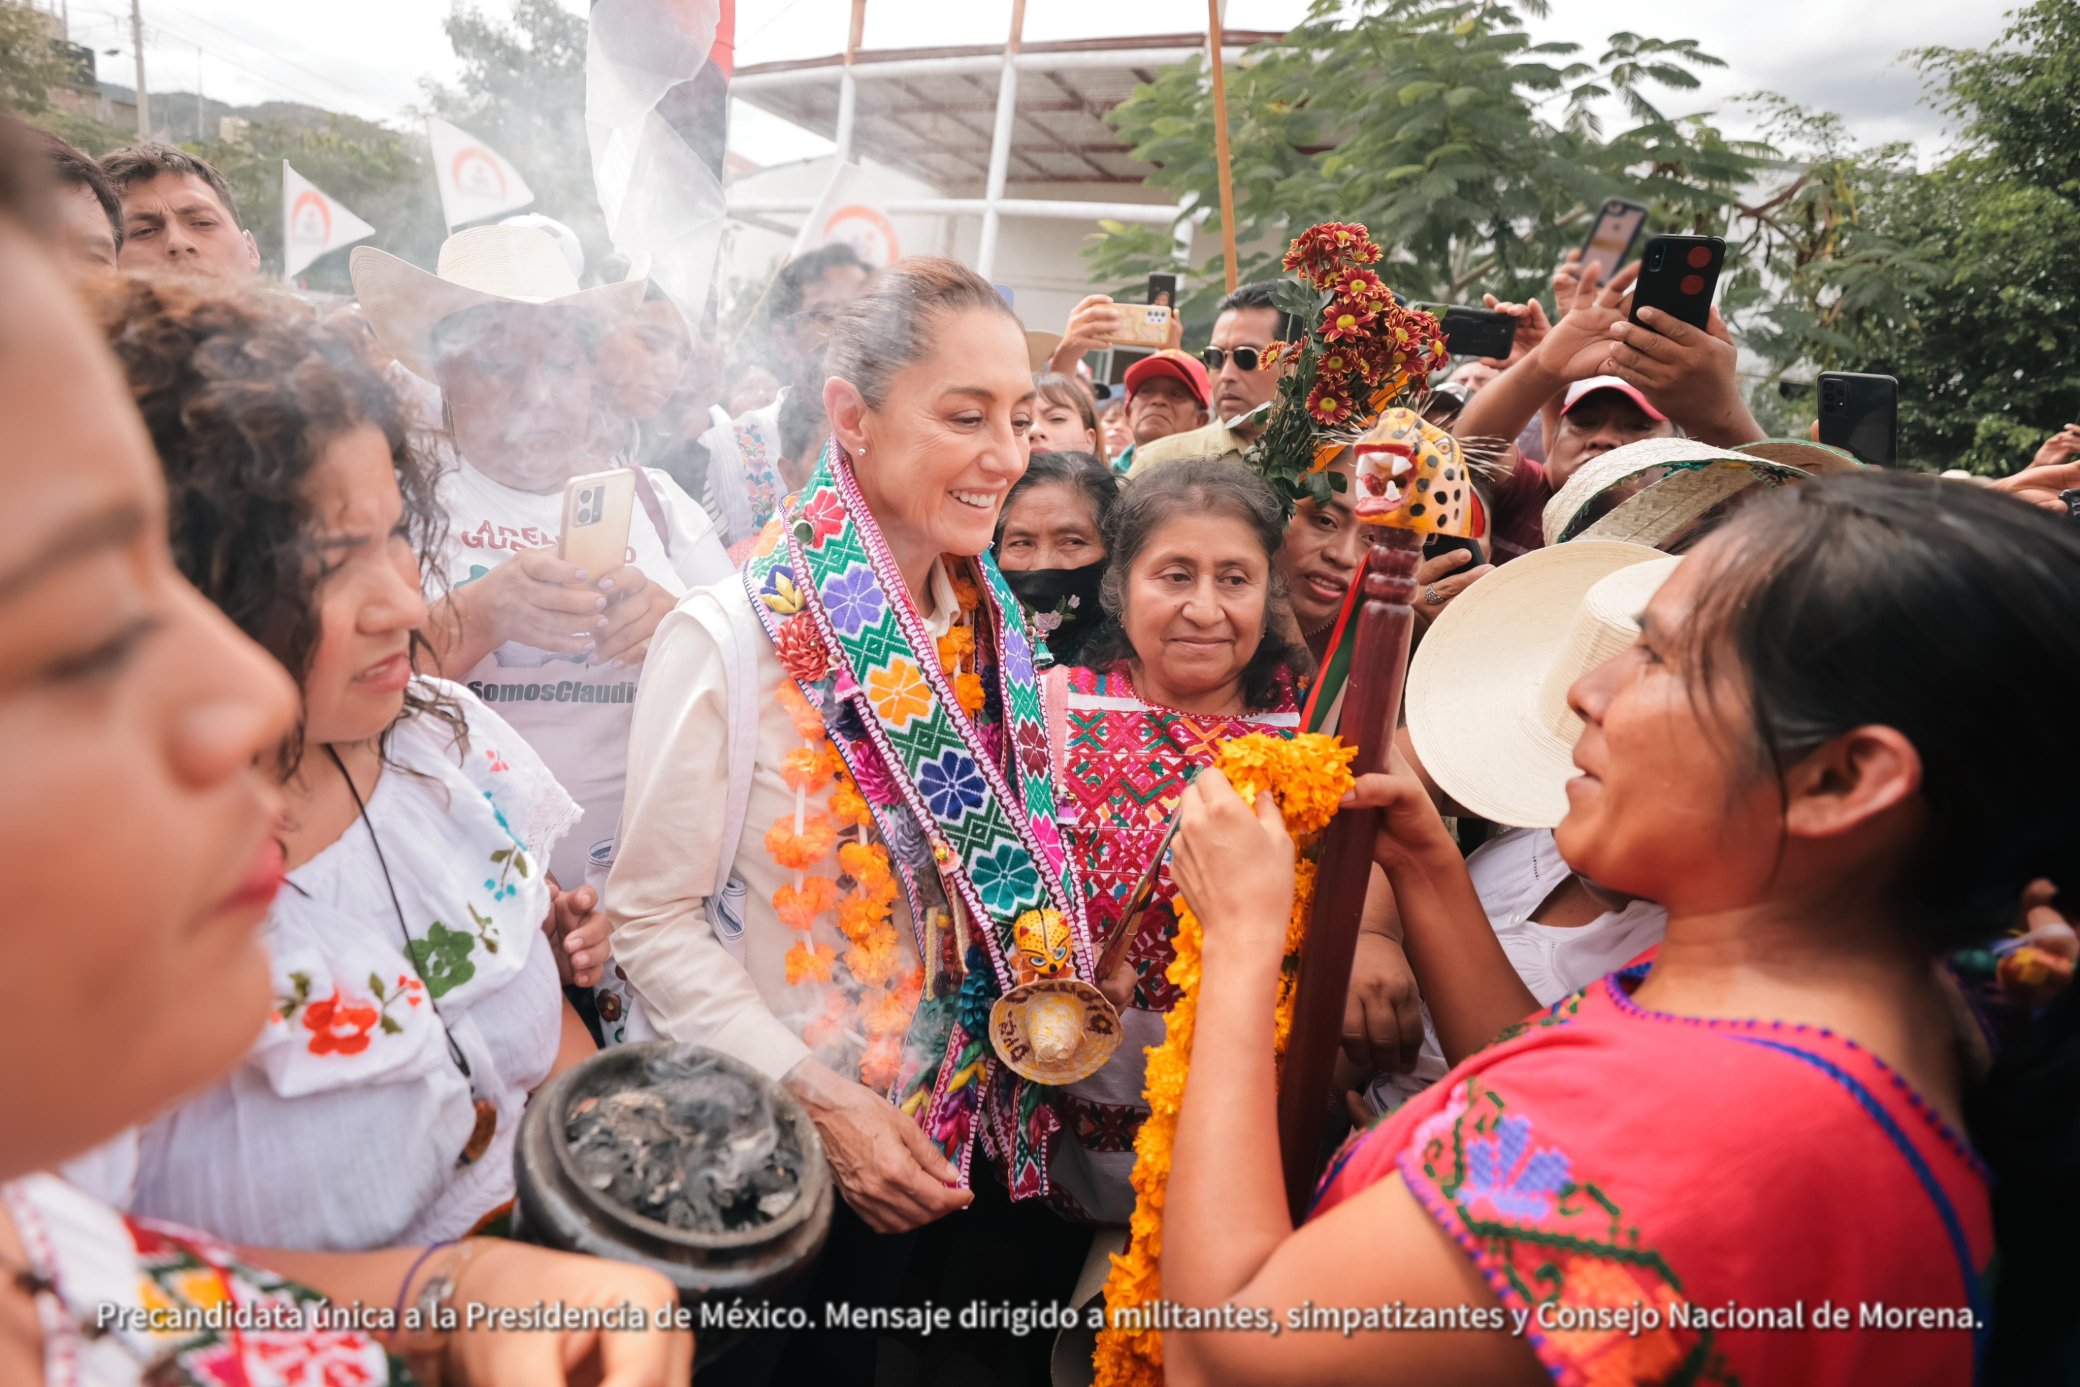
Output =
[
  {"x1": 607, "y1": 564, "x2": 956, "y2": 1083},
  {"x1": 123, "y1": 683, "x2": 578, "y2": 1250},
  {"x1": 1366, "y1": 826, "x2": 1667, "y2": 1114},
  {"x1": 434, "y1": 457, "x2": 733, "y2": 889}
]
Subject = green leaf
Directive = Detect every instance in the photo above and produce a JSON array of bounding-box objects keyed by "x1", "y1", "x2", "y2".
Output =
[
  {"x1": 369, "y1": 971, "x2": 385, "y2": 998},
  {"x1": 1326, "y1": 469, "x2": 1350, "y2": 493},
  {"x1": 380, "y1": 1016, "x2": 403, "y2": 1035},
  {"x1": 513, "y1": 854, "x2": 530, "y2": 878}
]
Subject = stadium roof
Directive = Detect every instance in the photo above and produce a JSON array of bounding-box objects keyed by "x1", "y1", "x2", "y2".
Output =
[{"x1": 731, "y1": 31, "x2": 1280, "y2": 192}]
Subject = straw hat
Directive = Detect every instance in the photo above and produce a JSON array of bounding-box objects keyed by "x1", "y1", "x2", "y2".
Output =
[
  {"x1": 1542, "y1": 436, "x2": 1813, "y2": 549},
  {"x1": 1734, "y1": 437, "x2": 1862, "y2": 476},
  {"x1": 1407, "y1": 540, "x2": 1681, "y2": 828},
  {"x1": 1026, "y1": 329, "x2": 1064, "y2": 372},
  {"x1": 350, "y1": 225, "x2": 646, "y2": 381}
]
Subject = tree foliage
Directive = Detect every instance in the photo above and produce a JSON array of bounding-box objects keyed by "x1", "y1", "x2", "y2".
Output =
[
  {"x1": 1731, "y1": 0, "x2": 2080, "y2": 473},
  {"x1": 421, "y1": 0, "x2": 604, "y2": 264},
  {"x1": 1086, "y1": 0, "x2": 1771, "y2": 326},
  {"x1": 0, "y1": 0, "x2": 71, "y2": 116}
]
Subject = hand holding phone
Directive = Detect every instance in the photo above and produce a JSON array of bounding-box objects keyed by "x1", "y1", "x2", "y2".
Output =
[
  {"x1": 1436, "y1": 306, "x2": 1518, "y2": 362},
  {"x1": 1106, "y1": 302, "x2": 1172, "y2": 348},
  {"x1": 1629, "y1": 235, "x2": 1725, "y2": 332},
  {"x1": 560, "y1": 469, "x2": 637, "y2": 577}
]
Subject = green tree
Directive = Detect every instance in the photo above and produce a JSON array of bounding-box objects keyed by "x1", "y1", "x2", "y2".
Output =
[
  {"x1": 0, "y1": 0, "x2": 72, "y2": 115},
  {"x1": 1085, "y1": 0, "x2": 1771, "y2": 328},
  {"x1": 1734, "y1": 1, "x2": 2080, "y2": 473},
  {"x1": 420, "y1": 0, "x2": 604, "y2": 265},
  {"x1": 198, "y1": 114, "x2": 448, "y2": 291}
]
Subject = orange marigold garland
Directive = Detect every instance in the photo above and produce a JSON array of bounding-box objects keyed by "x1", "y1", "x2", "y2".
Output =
[
  {"x1": 769, "y1": 571, "x2": 985, "y2": 1093},
  {"x1": 1092, "y1": 732, "x2": 1356, "y2": 1387}
]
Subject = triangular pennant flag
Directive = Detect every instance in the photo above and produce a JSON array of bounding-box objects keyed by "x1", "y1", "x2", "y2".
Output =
[
  {"x1": 281, "y1": 161, "x2": 375, "y2": 278},
  {"x1": 427, "y1": 117, "x2": 535, "y2": 230},
  {"x1": 788, "y1": 160, "x2": 899, "y2": 268}
]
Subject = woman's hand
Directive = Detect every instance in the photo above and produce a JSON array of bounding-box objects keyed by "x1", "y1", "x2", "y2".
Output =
[
  {"x1": 1050, "y1": 294, "x2": 1125, "y2": 374},
  {"x1": 1341, "y1": 759, "x2": 1457, "y2": 876},
  {"x1": 456, "y1": 548, "x2": 608, "y2": 657},
  {"x1": 783, "y1": 1060, "x2": 972, "y2": 1234},
  {"x1": 1343, "y1": 932, "x2": 1424, "y2": 1074},
  {"x1": 1171, "y1": 768, "x2": 1296, "y2": 970},
  {"x1": 547, "y1": 884, "x2": 611, "y2": 989},
  {"x1": 439, "y1": 1240, "x2": 693, "y2": 1386},
  {"x1": 593, "y1": 565, "x2": 675, "y2": 669},
  {"x1": 1411, "y1": 549, "x2": 1493, "y2": 631},
  {"x1": 1533, "y1": 260, "x2": 1640, "y2": 384}
]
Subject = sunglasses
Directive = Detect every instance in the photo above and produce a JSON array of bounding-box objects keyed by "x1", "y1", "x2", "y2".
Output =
[{"x1": 1201, "y1": 345, "x2": 1269, "y2": 373}]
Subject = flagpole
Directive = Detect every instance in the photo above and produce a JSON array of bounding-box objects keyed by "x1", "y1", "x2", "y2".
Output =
[{"x1": 1206, "y1": 0, "x2": 1239, "y2": 293}]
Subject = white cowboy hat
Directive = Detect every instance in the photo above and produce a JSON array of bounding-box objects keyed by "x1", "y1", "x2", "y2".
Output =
[
  {"x1": 350, "y1": 225, "x2": 646, "y2": 381},
  {"x1": 1542, "y1": 435, "x2": 1818, "y2": 550},
  {"x1": 1407, "y1": 540, "x2": 1681, "y2": 828}
]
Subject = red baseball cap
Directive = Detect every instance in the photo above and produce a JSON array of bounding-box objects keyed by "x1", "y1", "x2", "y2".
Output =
[
  {"x1": 1561, "y1": 374, "x2": 1667, "y2": 422},
  {"x1": 1124, "y1": 350, "x2": 1210, "y2": 409}
]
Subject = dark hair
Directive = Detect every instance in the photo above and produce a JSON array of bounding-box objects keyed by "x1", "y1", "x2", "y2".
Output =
[
  {"x1": 1082, "y1": 458, "x2": 1311, "y2": 711},
  {"x1": 1686, "y1": 470, "x2": 2080, "y2": 1373},
  {"x1": 997, "y1": 450, "x2": 1119, "y2": 548},
  {"x1": 1033, "y1": 371, "x2": 1106, "y2": 464},
  {"x1": 99, "y1": 142, "x2": 242, "y2": 229},
  {"x1": 825, "y1": 255, "x2": 1018, "y2": 410},
  {"x1": 87, "y1": 275, "x2": 461, "y2": 776},
  {"x1": 1215, "y1": 281, "x2": 1280, "y2": 317},
  {"x1": 771, "y1": 242, "x2": 867, "y2": 323},
  {"x1": 10, "y1": 121, "x2": 121, "y2": 248}
]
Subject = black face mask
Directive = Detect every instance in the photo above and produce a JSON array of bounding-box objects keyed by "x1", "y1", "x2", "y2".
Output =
[{"x1": 1003, "y1": 559, "x2": 1110, "y2": 667}]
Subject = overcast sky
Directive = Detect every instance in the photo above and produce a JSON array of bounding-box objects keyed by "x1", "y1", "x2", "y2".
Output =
[{"x1": 62, "y1": 0, "x2": 2010, "y2": 162}]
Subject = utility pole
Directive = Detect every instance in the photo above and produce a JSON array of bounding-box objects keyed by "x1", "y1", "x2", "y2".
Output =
[
  {"x1": 195, "y1": 46, "x2": 204, "y2": 142},
  {"x1": 128, "y1": 0, "x2": 148, "y2": 139}
]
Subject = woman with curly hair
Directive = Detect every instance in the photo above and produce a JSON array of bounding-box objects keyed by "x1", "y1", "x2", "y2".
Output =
[{"x1": 80, "y1": 274, "x2": 608, "y2": 1252}]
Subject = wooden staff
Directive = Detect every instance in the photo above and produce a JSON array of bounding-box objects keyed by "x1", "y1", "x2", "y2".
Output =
[
  {"x1": 1275, "y1": 529, "x2": 1422, "y2": 1218},
  {"x1": 1206, "y1": 0, "x2": 1239, "y2": 293}
]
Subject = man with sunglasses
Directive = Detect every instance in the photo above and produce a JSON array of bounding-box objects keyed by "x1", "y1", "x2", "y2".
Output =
[{"x1": 1127, "y1": 282, "x2": 1290, "y2": 478}]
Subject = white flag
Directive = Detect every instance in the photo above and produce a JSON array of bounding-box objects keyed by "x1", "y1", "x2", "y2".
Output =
[
  {"x1": 281, "y1": 162, "x2": 375, "y2": 278},
  {"x1": 427, "y1": 117, "x2": 535, "y2": 230},
  {"x1": 789, "y1": 161, "x2": 899, "y2": 268}
]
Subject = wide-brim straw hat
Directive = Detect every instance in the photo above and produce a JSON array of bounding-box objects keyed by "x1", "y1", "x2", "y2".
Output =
[
  {"x1": 1026, "y1": 329, "x2": 1064, "y2": 372},
  {"x1": 1407, "y1": 540, "x2": 1681, "y2": 828},
  {"x1": 351, "y1": 225, "x2": 647, "y2": 381},
  {"x1": 1542, "y1": 435, "x2": 1840, "y2": 549}
]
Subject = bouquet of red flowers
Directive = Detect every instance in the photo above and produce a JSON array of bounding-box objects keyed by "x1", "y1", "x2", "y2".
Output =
[{"x1": 1248, "y1": 221, "x2": 1447, "y2": 514}]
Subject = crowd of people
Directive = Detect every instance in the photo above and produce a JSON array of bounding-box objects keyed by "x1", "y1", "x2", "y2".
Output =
[{"x1": 3, "y1": 110, "x2": 2077, "y2": 1387}]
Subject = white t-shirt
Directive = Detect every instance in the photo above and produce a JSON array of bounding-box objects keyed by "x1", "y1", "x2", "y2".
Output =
[
  {"x1": 1365, "y1": 826, "x2": 1667, "y2": 1114},
  {"x1": 123, "y1": 682, "x2": 579, "y2": 1250},
  {"x1": 434, "y1": 458, "x2": 733, "y2": 889}
]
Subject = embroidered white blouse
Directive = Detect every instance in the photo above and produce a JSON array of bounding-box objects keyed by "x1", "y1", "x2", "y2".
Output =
[{"x1": 120, "y1": 680, "x2": 579, "y2": 1251}]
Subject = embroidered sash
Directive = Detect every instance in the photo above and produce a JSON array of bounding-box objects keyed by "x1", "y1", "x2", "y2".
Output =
[{"x1": 745, "y1": 442, "x2": 1091, "y2": 1198}]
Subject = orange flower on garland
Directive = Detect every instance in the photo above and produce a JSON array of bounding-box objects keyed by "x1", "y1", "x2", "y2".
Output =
[
  {"x1": 776, "y1": 877, "x2": 842, "y2": 931},
  {"x1": 831, "y1": 778, "x2": 874, "y2": 828},
  {"x1": 954, "y1": 672, "x2": 987, "y2": 716},
  {"x1": 782, "y1": 744, "x2": 842, "y2": 794},
  {"x1": 861, "y1": 987, "x2": 915, "y2": 1039},
  {"x1": 846, "y1": 936, "x2": 902, "y2": 988},
  {"x1": 765, "y1": 814, "x2": 837, "y2": 871},
  {"x1": 1093, "y1": 732, "x2": 1355, "y2": 1387},
  {"x1": 802, "y1": 990, "x2": 853, "y2": 1049},
  {"x1": 784, "y1": 939, "x2": 838, "y2": 986}
]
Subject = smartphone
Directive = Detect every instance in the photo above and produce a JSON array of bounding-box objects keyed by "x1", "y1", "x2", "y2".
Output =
[
  {"x1": 1580, "y1": 198, "x2": 1649, "y2": 285},
  {"x1": 560, "y1": 469, "x2": 636, "y2": 576},
  {"x1": 1629, "y1": 234, "x2": 1725, "y2": 332},
  {"x1": 1817, "y1": 371, "x2": 1898, "y2": 466},
  {"x1": 1423, "y1": 533, "x2": 1487, "y2": 569},
  {"x1": 1146, "y1": 272, "x2": 1178, "y2": 309},
  {"x1": 1107, "y1": 302, "x2": 1172, "y2": 348},
  {"x1": 1436, "y1": 306, "x2": 1517, "y2": 361}
]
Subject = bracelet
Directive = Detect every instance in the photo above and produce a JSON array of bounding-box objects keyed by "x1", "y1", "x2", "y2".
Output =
[
  {"x1": 388, "y1": 1240, "x2": 455, "y2": 1343},
  {"x1": 388, "y1": 1238, "x2": 491, "y2": 1387}
]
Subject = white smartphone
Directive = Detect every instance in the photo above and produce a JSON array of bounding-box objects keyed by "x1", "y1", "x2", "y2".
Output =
[{"x1": 559, "y1": 469, "x2": 636, "y2": 576}]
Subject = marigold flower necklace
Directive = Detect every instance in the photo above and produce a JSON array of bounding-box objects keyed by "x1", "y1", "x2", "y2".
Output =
[{"x1": 767, "y1": 577, "x2": 981, "y2": 1090}]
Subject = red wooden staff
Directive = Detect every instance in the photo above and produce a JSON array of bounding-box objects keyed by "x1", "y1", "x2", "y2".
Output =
[{"x1": 1275, "y1": 527, "x2": 1423, "y2": 1218}]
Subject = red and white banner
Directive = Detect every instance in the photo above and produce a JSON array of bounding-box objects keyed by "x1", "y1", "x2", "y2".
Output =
[
  {"x1": 281, "y1": 161, "x2": 375, "y2": 278},
  {"x1": 790, "y1": 161, "x2": 899, "y2": 268},
  {"x1": 427, "y1": 117, "x2": 535, "y2": 230}
]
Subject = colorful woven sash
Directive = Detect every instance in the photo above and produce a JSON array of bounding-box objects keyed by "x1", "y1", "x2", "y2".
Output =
[{"x1": 745, "y1": 442, "x2": 1092, "y2": 1198}]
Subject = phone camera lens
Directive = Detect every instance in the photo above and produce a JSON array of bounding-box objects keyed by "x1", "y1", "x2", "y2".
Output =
[{"x1": 1647, "y1": 246, "x2": 1665, "y2": 271}]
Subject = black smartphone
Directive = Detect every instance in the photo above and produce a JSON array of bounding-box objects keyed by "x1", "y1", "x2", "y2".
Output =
[
  {"x1": 1629, "y1": 234, "x2": 1725, "y2": 332},
  {"x1": 1423, "y1": 533, "x2": 1487, "y2": 568},
  {"x1": 1817, "y1": 371, "x2": 1898, "y2": 466},
  {"x1": 1580, "y1": 198, "x2": 1649, "y2": 285},
  {"x1": 1436, "y1": 305, "x2": 1517, "y2": 361},
  {"x1": 1146, "y1": 272, "x2": 1177, "y2": 309}
]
